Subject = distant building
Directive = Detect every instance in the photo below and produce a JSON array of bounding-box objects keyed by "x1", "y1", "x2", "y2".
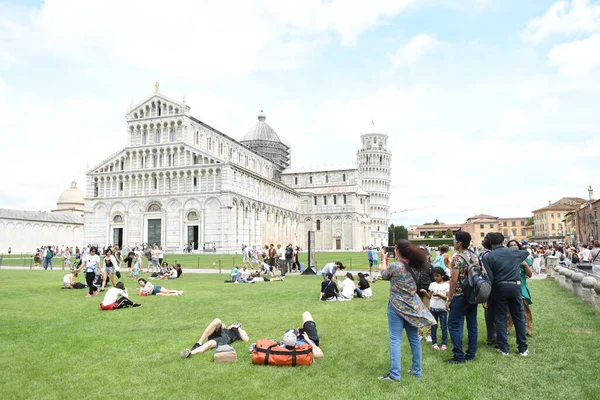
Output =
[
  {"x1": 462, "y1": 214, "x2": 500, "y2": 244},
  {"x1": 532, "y1": 197, "x2": 587, "y2": 244},
  {"x1": 0, "y1": 182, "x2": 84, "y2": 253},
  {"x1": 408, "y1": 224, "x2": 462, "y2": 239},
  {"x1": 571, "y1": 186, "x2": 599, "y2": 245}
]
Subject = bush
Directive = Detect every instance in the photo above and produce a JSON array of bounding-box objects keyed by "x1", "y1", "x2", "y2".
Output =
[{"x1": 409, "y1": 238, "x2": 454, "y2": 246}]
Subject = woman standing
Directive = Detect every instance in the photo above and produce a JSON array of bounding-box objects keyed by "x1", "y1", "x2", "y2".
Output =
[
  {"x1": 378, "y1": 239, "x2": 435, "y2": 382},
  {"x1": 82, "y1": 247, "x2": 101, "y2": 298},
  {"x1": 151, "y1": 245, "x2": 160, "y2": 273},
  {"x1": 100, "y1": 248, "x2": 119, "y2": 291},
  {"x1": 292, "y1": 246, "x2": 301, "y2": 272}
]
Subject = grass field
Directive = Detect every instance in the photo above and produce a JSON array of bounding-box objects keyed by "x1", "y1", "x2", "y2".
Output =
[
  {"x1": 0, "y1": 251, "x2": 376, "y2": 271},
  {"x1": 1, "y1": 271, "x2": 599, "y2": 400}
]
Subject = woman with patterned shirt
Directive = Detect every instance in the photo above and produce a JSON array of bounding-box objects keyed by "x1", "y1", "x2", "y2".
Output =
[{"x1": 378, "y1": 239, "x2": 435, "y2": 382}]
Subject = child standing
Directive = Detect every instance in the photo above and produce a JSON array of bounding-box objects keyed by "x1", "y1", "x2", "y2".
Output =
[
  {"x1": 424, "y1": 267, "x2": 450, "y2": 350},
  {"x1": 132, "y1": 253, "x2": 141, "y2": 279}
]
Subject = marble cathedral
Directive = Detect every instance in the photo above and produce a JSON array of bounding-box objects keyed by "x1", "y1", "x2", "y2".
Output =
[{"x1": 84, "y1": 86, "x2": 391, "y2": 252}]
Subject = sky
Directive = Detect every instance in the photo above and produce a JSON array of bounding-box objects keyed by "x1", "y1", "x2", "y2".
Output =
[{"x1": 1, "y1": 0, "x2": 600, "y2": 228}]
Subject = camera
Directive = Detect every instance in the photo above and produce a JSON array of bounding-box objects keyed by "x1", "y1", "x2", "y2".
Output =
[{"x1": 385, "y1": 246, "x2": 395, "y2": 258}]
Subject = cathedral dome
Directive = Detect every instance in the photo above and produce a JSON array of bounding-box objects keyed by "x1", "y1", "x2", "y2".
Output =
[
  {"x1": 242, "y1": 110, "x2": 282, "y2": 142},
  {"x1": 54, "y1": 181, "x2": 84, "y2": 215}
]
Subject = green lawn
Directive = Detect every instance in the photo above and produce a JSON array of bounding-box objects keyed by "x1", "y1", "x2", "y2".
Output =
[
  {"x1": 0, "y1": 271, "x2": 598, "y2": 400},
  {"x1": 0, "y1": 251, "x2": 375, "y2": 271}
]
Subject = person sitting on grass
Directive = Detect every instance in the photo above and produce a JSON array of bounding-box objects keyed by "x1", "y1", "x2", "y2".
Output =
[
  {"x1": 137, "y1": 278, "x2": 183, "y2": 296},
  {"x1": 230, "y1": 266, "x2": 241, "y2": 283},
  {"x1": 355, "y1": 272, "x2": 373, "y2": 298},
  {"x1": 180, "y1": 319, "x2": 249, "y2": 358},
  {"x1": 320, "y1": 272, "x2": 340, "y2": 301},
  {"x1": 159, "y1": 265, "x2": 178, "y2": 280},
  {"x1": 174, "y1": 263, "x2": 184, "y2": 279},
  {"x1": 100, "y1": 282, "x2": 142, "y2": 310},
  {"x1": 338, "y1": 272, "x2": 356, "y2": 300},
  {"x1": 63, "y1": 268, "x2": 83, "y2": 289}
]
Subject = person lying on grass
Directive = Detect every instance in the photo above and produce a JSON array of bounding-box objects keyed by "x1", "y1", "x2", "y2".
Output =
[
  {"x1": 137, "y1": 278, "x2": 183, "y2": 296},
  {"x1": 100, "y1": 282, "x2": 142, "y2": 310},
  {"x1": 279, "y1": 311, "x2": 324, "y2": 359},
  {"x1": 63, "y1": 267, "x2": 84, "y2": 289},
  {"x1": 180, "y1": 319, "x2": 249, "y2": 358}
]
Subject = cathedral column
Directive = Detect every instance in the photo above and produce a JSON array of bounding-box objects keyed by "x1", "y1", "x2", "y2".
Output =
[
  {"x1": 102, "y1": 178, "x2": 107, "y2": 198},
  {"x1": 200, "y1": 209, "x2": 205, "y2": 250},
  {"x1": 163, "y1": 174, "x2": 167, "y2": 194},
  {"x1": 179, "y1": 208, "x2": 184, "y2": 251},
  {"x1": 351, "y1": 217, "x2": 356, "y2": 250},
  {"x1": 124, "y1": 210, "x2": 129, "y2": 245}
]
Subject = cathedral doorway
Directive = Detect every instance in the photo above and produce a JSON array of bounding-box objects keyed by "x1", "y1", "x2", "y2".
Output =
[
  {"x1": 113, "y1": 228, "x2": 123, "y2": 248},
  {"x1": 335, "y1": 238, "x2": 341, "y2": 250},
  {"x1": 187, "y1": 226, "x2": 199, "y2": 249},
  {"x1": 148, "y1": 219, "x2": 161, "y2": 245}
]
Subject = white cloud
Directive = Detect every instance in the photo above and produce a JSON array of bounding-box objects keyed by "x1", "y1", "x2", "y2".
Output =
[
  {"x1": 390, "y1": 34, "x2": 441, "y2": 69},
  {"x1": 523, "y1": 0, "x2": 600, "y2": 43},
  {"x1": 548, "y1": 33, "x2": 600, "y2": 74}
]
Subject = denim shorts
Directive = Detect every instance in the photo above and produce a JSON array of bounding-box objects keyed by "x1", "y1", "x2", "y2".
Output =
[
  {"x1": 152, "y1": 285, "x2": 162, "y2": 295},
  {"x1": 105, "y1": 266, "x2": 115, "y2": 275}
]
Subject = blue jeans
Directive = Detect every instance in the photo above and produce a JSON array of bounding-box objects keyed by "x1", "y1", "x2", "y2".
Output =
[
  {"x1": 231, "y1": 272, "x2": 241, "y2": 282},
  {"x1": 387, "y1": 302, "x2": 422, "y2": 380},
  {"x1": 430, "y1": 309, "x2": 448, "y2": 346},
  {"x1": 354, "y1": 288, "x2": 363, "y2": 297},
  {"x1": 491, "y1": 283, "x2": 528, "y2": 353},
  {"x1": 447, "y1": 295, "x2": 478, "y2": 361}
]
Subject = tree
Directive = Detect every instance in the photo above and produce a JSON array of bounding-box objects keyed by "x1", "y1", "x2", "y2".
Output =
[
  {"x1": 526, "y1": 216, "x2": 534, "y2": 226},
  {"x1": 424, "y1": 232, "x2": 430, "y2": 239},
  {"x1": 388, "y1": 224, "x2": 408, "y2": 244},
  {"x1": 445, "y1": 229, "x2": 453, "y2": 238},
  {"x1": 433, "y1": 230, "x2": 443, "y2": 238},
  {"x1": 388, "y1": 224, "x2": 395, "y2": 246},
  {"x1": 433, "y1": 219, "x2": 440, "y2": 225}
]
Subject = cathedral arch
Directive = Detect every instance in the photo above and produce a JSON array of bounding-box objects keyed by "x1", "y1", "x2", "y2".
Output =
[{"x1": 146, "y1": 202, "x2": 162, "y2": 212}]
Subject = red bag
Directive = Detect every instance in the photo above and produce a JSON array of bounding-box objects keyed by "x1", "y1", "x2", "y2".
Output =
[
  {"x1": 99, "y1": 302, "x2": 118, "y2": 310},
  {"x1": 251, "y1": 339, "x2": 313, "y2": 366}
]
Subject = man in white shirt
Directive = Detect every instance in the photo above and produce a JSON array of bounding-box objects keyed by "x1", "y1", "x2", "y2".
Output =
[{"x1": 100, "y1": 282, "x2": 141, "y2": 310}]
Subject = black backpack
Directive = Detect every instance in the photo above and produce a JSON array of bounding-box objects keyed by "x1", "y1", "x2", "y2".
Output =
[{"x1": 459, "y1": 251, "x2": 491, "y2": 305}]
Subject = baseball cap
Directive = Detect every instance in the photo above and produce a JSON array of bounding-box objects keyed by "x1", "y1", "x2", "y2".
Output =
[{"x1": 282, "y1": 329, "x2": 297, "y2": 347}]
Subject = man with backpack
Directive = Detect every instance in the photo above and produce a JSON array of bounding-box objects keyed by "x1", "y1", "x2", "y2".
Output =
[
  {"x1": 445, "y1": 231, "x2": 480, "y2": 364},
  {"x1": 481, "y1": 232, "x2": 530, "y2": 357},
  {"x1": 44, "y1": 246, "x2": 54, "y2": 271}
]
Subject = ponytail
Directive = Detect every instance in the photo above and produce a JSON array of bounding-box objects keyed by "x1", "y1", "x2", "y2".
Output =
[{"x1": 395, "y1": 239, "x2": 428, "y2": 272}]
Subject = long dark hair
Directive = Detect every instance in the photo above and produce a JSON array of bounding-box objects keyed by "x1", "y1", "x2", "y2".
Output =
[{"x1": 395, "y1": 239, "x2": 428, "y2": 272}]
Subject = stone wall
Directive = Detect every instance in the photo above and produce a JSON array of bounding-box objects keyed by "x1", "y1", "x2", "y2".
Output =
[{"x1": 551, "y1": 264, "x2": 600, "y2": 316}]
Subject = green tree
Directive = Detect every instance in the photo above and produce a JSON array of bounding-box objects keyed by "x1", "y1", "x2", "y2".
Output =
[
  {"x1": 397, "y1": 225, "x2": 408, "y2": 240},
  {"x1": 433, "y1": 219, "x2": 440, "y2": 225},
  {"x1": 445, "y1": 229, "x2": 453, "y2": 238},
  {"x1": 388, "y1": 224, "x2": 408, "y2": 244},
  {"x1": 526, "y1": 216, "x2": 534, "y2": 226},
  {"x1": 388, "y1": 224, "x2": 395, "y2": 246},
  {"x1": 424, "y1": 232, "x2": 430, "y2": 239},
  {"x1": 433, "y1": 230, "x2": 443, "y2": 238}
]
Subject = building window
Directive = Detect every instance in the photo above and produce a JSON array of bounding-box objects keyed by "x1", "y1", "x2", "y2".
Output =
[
  {"x1": 309, "y1": 176, "x2": 313, "y2": 184},
  {"x1": 119, "y1": 182, "x2": 123, "y2": 191},
  {"x1": 521, "y1": 220, "x2": 525, "y2": 226},
  {"x1": 323, "y1": 196, "x2": 327, "y2": 205},
  {"x1": 333, "y1": 195, "x2": 337, "y2": 205},
  {"x1": 195, "y1": 131, "x2": 199, "y2": 144},
  {"x1": 343, "y1": 194, "x2": 347, "y2": 204},
  {"x1": 147, "y1": 203, "x2": 161, "y2": 212},
  {"x1": 343, "y1": 173, "x2": 346, "y2": 182},
  {"x1": 503, "y1": 229, "x2": 508, "y2": 236},
  {"x1": 313, "y1": 196, "x2": 317, "y2": 206},
  {"x1": 503, "y1": 221, "x2": 507, "y2": 227},
  {"x1": 187, "y1": 211, "x2": 198, "y2": 220},
  {"x1": 193, "y1": 177, "x2": 198, "y2": 187},
  {"x1": 325, "y1": 175, "x2": 329, "y2": 183},
  {"x1": 170, "y1": 128, "x2": 175, "y2": 142},
  {"x1": 360, "y1": 198, "x2": 363, "y2": 204},
  {"x1": 551, "y1": 213, "x2": 554, "y2": 218},
  {"x1": 552, "y1": 223, "x2": 555, "y2": 230},
  {"x1": 558, "y1": 213, "x2": 561, "y2": 218},
  {"x1": 512, "y1": 228, "x2": 517, "y2": 236},
  {"x1": 142, "y1": 130, "x2": 148, "y2": 144},
  {"x1": 521, "y1": 229, "x2": 526, "y2": 236},
  {"x1": 480, "y1": 232, "x2": 484, "y2": 237},
  {"x1": 155, "y1": 128, "x2": 161, "y2": 143},
  {"x1": 512, "y1": 221, "x2": 516, "y2": 226},
  {"x1": 113, "y1": 215, "x2": 123, "y2": 223},
  {"x1": 316, "y1": 220, "x2": 321, "y2": 231},
  {"x1": 480, "y1": 224, "x2": 484, "y2": 229},
  {"x1": 153, "y1": 177, "x2": 158, "y2": 189},
  {"x1": 490, "y1": 224, "x2": 494, "y2": 228},
  {"x1": 294, "y1": 177, "x2": 298, "y2": 185}
]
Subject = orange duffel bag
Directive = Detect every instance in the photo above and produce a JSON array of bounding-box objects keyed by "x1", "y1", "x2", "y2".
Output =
[{"x1": 251, "y1": 339, "x2": 313, "y2": 366}]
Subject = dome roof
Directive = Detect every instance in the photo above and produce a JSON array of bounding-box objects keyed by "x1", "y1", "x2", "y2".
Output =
[
  {"x1": 57, "y1": 181, "x2": 84, "y2": 207},
  {"x1": 242, "y1": 110, "x2": 282, "y2": 142}
]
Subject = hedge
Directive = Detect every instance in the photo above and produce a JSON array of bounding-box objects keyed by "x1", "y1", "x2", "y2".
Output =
[{"x1": 408, "y1": 238, "x2": 454, "y2": 246}]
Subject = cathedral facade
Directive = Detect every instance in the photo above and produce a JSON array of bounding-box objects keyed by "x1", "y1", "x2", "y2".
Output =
[{"x1": 84, "y1": 88, "x2": 391, "y2": 252}]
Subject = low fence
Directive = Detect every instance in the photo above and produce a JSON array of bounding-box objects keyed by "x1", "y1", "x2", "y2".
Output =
[{"x1": 546, "y1": 256, "x2": 600, "y2": 315}]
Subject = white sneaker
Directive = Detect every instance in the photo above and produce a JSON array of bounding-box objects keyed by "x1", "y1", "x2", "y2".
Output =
[
  {"x1": 425, "y1": 336, "x2": 432, "y2": 343},
  {"x1": 418, "y1": 335, "x2": 423, "y2": 341},
  {"x1": 497, "y1": 349, "x2": 509, "y2": 356},
  {"x1": 179, "y1": 291, "x2": 184, "y2": 296},
  {"x1": 520, "y1": 350, "x2": 529, "y2": 357}
]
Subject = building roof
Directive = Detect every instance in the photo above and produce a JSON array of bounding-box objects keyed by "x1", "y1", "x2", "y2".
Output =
[
  {"x1": 282, "y1": 164, "x2": 357, "y2": 174},
  {"x1": 409, "y1": 224, "x2": 462, "y2": 230},
  {"x1": 468, "y1": 214, "x2": 498, "y2": 220},
  {"x1": 241, "y1": 110, "x2": 282, "y2": 143},
  {"x1": 0, "y1": 208, "x2": 84, "y2": 224},
  {"x1": 498, "y1": 217, "x2": 530, "y2": 220},
  {"x1": 57, "y1": 181, "x2": 84, "y2": 206},
  {"x1": 532, "y1": 197, "x2": 587, "y2": 213}
]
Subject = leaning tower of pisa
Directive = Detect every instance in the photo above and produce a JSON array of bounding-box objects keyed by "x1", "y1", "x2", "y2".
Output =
[{"x1": 357, "y1": 133, "x2": 392, "y2": 247}]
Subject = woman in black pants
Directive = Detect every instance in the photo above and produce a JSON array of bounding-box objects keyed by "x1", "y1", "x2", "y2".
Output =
[{"x1": 82, "y1": 247, "x2": 101, "y2": 298}]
